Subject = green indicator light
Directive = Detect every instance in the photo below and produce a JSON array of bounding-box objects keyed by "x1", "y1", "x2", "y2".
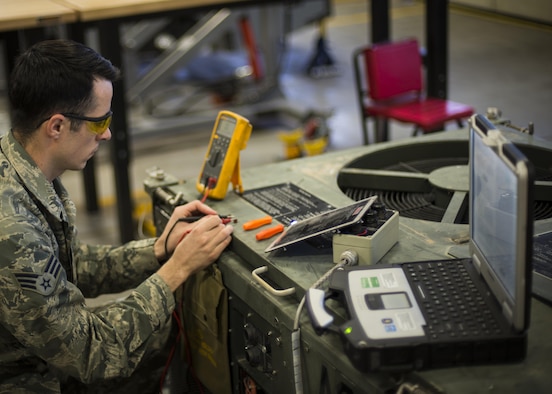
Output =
[
  {"x1": 371, "y1": 277, "x2": 380, "y2": 287},
  {"x1": 344, "y1": 327, "x2": 353, "y2": 335},
  {"x1": 361, "y1": 277, "x2": 370, "y2": 288}
]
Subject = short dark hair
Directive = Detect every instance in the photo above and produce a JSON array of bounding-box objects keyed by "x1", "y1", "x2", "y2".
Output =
[{"x1": 8, "y1": 39, "x2": 120, "y2": 137}]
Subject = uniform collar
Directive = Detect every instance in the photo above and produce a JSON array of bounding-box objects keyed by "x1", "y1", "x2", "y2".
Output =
[{"x1": 1, "y1": 131, "x2": 68, "y2": 221}]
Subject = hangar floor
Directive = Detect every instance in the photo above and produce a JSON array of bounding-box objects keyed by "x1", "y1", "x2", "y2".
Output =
[{"x1": 46, "y1": 0, "x2": 551, "y2": 249}]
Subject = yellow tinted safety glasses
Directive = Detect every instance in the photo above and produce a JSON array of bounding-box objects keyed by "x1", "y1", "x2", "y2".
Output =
[{"x1": 62, "y1": 111, "x2": 113, "y2": 135}]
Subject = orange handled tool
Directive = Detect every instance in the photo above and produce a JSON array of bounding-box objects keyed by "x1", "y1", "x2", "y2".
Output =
[
  {"x1": 243, "y1": 215, "x2": 272, "y2": 231},
  {"x1": 256, "y1": 224, "x2": 284, "y2": 241}
]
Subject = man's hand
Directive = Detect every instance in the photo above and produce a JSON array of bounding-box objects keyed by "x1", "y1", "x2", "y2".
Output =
[
  {"x1": 157, "y1": 215, "x2": 233, "y2": 291},
  {"x1": 154, "y1": 200, "x2": 219, "y2": 262},
  {"x1": 154, "y1": 201, "x2": 233, "y2": 291}
]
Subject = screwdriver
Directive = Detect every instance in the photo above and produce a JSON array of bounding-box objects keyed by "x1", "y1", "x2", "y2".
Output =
[
  {"x1": 255, "y1": 224, "x2": 284, "y2": 241},
  {"x1": 243, "y1": 215, "x2": 272, "y2": 231}
]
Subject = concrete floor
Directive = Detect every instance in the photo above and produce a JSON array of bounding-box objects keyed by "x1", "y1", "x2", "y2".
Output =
[{"x1": 1, "y1": 0, "x2": 551, "y2": 267}]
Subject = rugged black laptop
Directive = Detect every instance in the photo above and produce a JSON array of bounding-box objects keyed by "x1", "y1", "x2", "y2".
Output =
[{"x1": 328, "y1": 114, "x2": 534, "y2": 372}]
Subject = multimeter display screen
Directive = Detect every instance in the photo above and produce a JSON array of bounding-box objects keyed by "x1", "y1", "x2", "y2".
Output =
[{"x1": 217, "y1": 116, "x2": 236, "y2": 138}]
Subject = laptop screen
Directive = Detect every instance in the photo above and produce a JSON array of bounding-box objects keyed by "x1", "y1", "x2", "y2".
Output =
[
  {"x1": 470, "y1": 125, "x2": 518, "y2": 299},
  {"x1": 469, "y1": 115, "x2": 533, "y2": 331}
]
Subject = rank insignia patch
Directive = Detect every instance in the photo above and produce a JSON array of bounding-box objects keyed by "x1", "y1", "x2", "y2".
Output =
[{"x1": 14, "y1": 255, "x2": 63, "y2": 296}]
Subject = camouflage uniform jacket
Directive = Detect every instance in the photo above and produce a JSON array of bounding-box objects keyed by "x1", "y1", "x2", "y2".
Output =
[{"x1": 0, "y1": 131, "x2": 175, "y2": 392}]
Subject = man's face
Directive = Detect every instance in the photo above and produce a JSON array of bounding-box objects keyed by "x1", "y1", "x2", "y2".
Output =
[{"x1": 57, "y1": 79, "x2": 113, "y2": 172}]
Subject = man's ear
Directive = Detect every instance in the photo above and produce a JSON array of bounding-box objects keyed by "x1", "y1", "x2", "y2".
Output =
[{"x1": 44, "y1": 114, "x2": 64, "y2": 139}]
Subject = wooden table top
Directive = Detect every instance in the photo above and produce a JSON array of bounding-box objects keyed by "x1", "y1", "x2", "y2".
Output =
[
  {"x1": 0, "y1": 0, "x2": 77, "y2": 32},
  {"x1": 53, "y1": 0, "x2": 252, "y2": 22}
]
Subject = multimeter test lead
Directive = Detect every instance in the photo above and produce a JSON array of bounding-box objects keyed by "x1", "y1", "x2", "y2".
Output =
[
  {"x1": 178, "y1": 215, "x2": 237, "y2": 224},
  {"x1": 175, "y1": 215, "x2": 236, "y2": 245},
  {"x1": 162, "y1": 214, "x2": 236, "y2": 260}
]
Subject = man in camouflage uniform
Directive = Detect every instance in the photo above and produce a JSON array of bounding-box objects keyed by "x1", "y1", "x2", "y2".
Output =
[{"x1": 0, "y1": 39, "x2": 234, "y2": 393}]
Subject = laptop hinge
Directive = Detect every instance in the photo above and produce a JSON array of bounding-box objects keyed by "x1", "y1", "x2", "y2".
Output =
[
  {"x1": 472, "y1": 253, "x2": 482, "y2": 273},
  {"x1": 502, "y1": 301, "x2": 514, "y2": 323}
]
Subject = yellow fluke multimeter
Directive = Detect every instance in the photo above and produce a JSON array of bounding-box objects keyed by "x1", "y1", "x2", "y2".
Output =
[{"x1": 196, "y1": 110, "x2": 252, "y2": 200}]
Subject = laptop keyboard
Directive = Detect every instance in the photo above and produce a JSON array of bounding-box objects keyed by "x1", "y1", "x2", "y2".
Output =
[{"x1": 404, "y1": 260, "x2": 503, "y2": 339}]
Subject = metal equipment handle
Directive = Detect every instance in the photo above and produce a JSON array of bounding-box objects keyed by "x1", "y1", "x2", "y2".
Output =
[{"x1": 251, "y1": 266, "x2": 295, "y2": 297}]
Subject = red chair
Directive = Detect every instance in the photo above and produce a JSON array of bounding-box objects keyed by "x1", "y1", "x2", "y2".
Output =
[{"x1": 353, "y1": 38, "x2": 474, "y2": 144}]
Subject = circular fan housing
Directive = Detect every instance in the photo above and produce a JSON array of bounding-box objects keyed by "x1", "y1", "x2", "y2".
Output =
[{"x1": 337, "y1": 140, "x2": 552, "y2": 224}]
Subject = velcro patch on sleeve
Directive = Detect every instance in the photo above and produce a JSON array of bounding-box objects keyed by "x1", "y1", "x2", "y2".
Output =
[{"x1": 14, "y1": 255, "x2": 63, "y2": 296}]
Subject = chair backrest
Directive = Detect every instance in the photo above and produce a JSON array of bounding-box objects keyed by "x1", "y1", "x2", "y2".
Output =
[{"x1": 364, "y1": 39, "x2": 423, "y2": 100}]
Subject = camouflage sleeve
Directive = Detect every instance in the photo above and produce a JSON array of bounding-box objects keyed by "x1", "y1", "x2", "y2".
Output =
[
  {"x1": 74, "y1": 237, "x2": 162, "y2": 298},
  {"x1": 0, "y1": 225, "x2": 175, "y2": 383},
  {"x1": 1, "y1": 262, "x2": 175, "y2": 383}
]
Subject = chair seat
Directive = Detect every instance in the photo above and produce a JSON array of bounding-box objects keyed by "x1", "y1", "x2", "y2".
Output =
[
  {"x1": 364, "y1": 93, "x2": 419, "y2": 117},
  {"x1": 387, "y1": 98, "x2": 474, "y2": 132}
]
